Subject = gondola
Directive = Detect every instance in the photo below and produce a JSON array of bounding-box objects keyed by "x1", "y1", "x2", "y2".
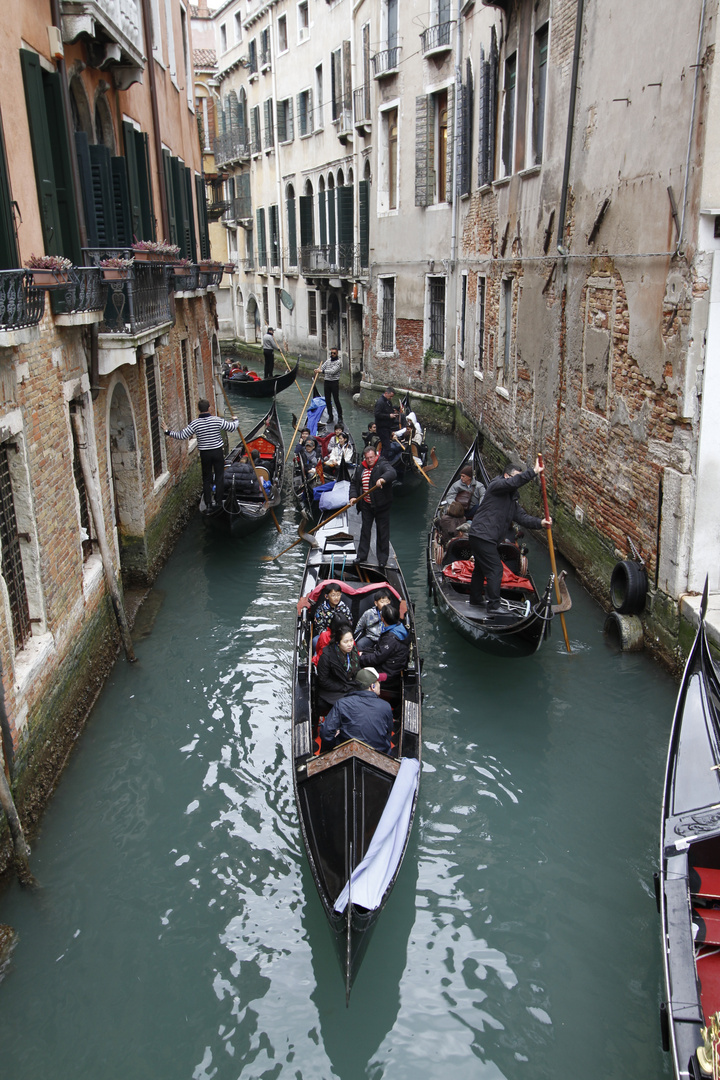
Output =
[
  {"x1": 292, "y1": 426, "x2": 357, "y2": 520},
  {"x1": 388, "y1": 393, "x2": 438, "y2": 495},
  {"x1": 223, "y1": 357, "x2": 299, "y2": 398},
  {"x1": 426, "y1": 434, "x2": 569, "y2": 657},
  {"x1": 200, "y1": 399, "x2": 284, "y2": 537},
  {"x1": 659, "y1": 582, "x2": 720, "y2": 1079},
  {"x1": 292, "y1": 505, "x2": 421, "y2": 1000}
]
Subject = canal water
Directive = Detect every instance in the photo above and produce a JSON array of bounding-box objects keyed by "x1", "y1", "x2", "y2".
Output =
[{"x1": 0, "y1": 379, "x2": 677, "y2": 1080}]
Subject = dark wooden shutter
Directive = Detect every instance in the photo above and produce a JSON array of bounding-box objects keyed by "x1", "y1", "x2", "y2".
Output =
[
  {"x1": 195, "y1": 174, "x2": 210, "y2": 259},
  {"x1": 123, "y1": 121, "x2": 143, "y2": 240},
  {"x1": 277, "y1": 101, "x2": 286, "y2": 143},
  {"x1": 170, "y1": 156, "x2": 191, "y2": 258},
  {"x1": 89, "y1": 143, "x2": 118, "y2": 246},
  {"x1": 318, "y1": 189, "x2": 327, "y2": 246},
  {"x1": 162, "y1": 149, "x2": 178, "y2": 246},
  {"x1": 21, "y1": 49, "x2": 63, "y2": 255},
  {"x1": 460, "y1": 61, "x2": 473, "y2": 197},
  {"x1": 337, "y1": 185, "x2": 353, "y2": 245},
  {"x1": 415, "y1": 94, "x2": 431, "y2": 207},
  {"x1": 0, "y1": 112, "x2": 18, "y2": 269},
  {"x1": 43, "y1": 71, "x2": 81, "y2": 263},
  {"x1": 299, "y1": 194, "x2": 313, "y2": 247},
  {"x1": 183, "y1": 166, "x2": 197, "y2": 262},
  {"x1": 269, "y1": 203, "x2": 279, "y2": 267},
  {"x1": 111, "y1": 157, "x2": 133, "y2": 246},
  {"x1": 358, "y1": 179, "x2": 369, "y2": 269},
  {"x1": 286, "y1": 192, "x2": 297, "y2": 265},
  {"x1": 75, "y1": 131, "x2": 98, "y2": 248},
  {"x1": 286, "y1": 97, "x2": 294, "y2": 141},
  {"x1": 237, "y1": 171, "x2": 251, "y2": 219},
  {"x1": 136, "y1": 131, "x2": 156, "y2": 240},
  {"x1": 256, "y1": 207, "x2": 267, "y2": 267},
  {"x1": 478, "y1": 30, "x2": 498, "y2": 187},
  {"x1": 327, "y1": 187, "x2": 336, "y2": 252}
]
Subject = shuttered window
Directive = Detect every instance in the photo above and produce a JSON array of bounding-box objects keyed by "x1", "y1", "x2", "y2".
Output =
[
  {"x1": 337, "y1": 185, "x2": 353, "y2": 269},
  {"x1": 318, "y1": 188, "x2": 327, "y2": 246},
  {"x1": 263, "y1": 98, "x2": 274, "y2": 150},
  {"x1": 460, "y1": 60, "x2": 474, "y2": 197},
  {"x1": 123, "y1": 122, "x2": 155, "y2": 241},
  {"x1": 477, "y1": 30, "x2": 498, "y2": 187},
  {"x1": 277, "y1": 98, "x2": 294, "y2": 143},
  {"x1": 299, "y1": 194, "x2": 314, "y2": 248},
  {"x1": 256, "y1": 207, "x2": 267, "y2": 268},
  {"x1": 359, "y1": 180, "x2": 369, "y2": 268},
  {"x1": 195, "y1": 174, "x2": 210, "y2": 259},
  {"x1": 286, "y1": 190, "x2": 297, "y2": 266},
  {"x1": 0, "y1": 111, "x2": 19, "y2": 269},
  {"x1": 0, "y1": 442, "x2": 31, "y2": 652},
  {"x1": 269, "y1": 204, "x2": 280, "y2": 269},
  {"x1": 327, "y1": 187, "x2": 336, "y2": 259}
]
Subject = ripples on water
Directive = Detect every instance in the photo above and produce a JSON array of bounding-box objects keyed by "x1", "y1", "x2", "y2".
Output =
[{"x1": 0, "y1": 392, "x2": 676, "y2": 1080}]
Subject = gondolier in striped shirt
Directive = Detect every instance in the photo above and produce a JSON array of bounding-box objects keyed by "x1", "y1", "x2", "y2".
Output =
[
  {"x1": 165, "y1": 399, "x2": 239, "y2": 511},
  {"x1": 314, "y1": 347, "x2": 343, "y2": 424}
]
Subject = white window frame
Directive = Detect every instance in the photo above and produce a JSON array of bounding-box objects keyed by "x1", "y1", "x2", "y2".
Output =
[
  {"x1": 315, "y1": 64, "x2": 324, "y2": 130},
  {"x1": 475, "y1": 275, "x2": 486, "y2": 379},
  {"x1": 496, "y1": 276, "x2": 514, "y2": 397},
  {"x1": 234, "y1": 11, "x2": 243, "y2": 44},
  {"x1": 219, "y1": 21, "x2": 228, "y2": 54},
  {"x1": 297, "y1": 0, "x2": 309, "y2": 43},
  {"x1": 424, "y1": 274, "x2": 447, "y2": 360},
  {"x1": 378, "y1": 275, "x2": 397, "y2": 354},
  {"x1": 377, "y1": 100, "x2": 400, "y2": 216},
  {"x1": 277, "y1": 13, "x2": 288, "y2": 55}
]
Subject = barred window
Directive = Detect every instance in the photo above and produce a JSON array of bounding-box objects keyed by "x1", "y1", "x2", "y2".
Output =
[
  {"x1": 180, "y1": 339, "x2": 192, "y2": 424},
  {"x1": 475, "y1": 277, "x2": 486, "y2": 373},
  {"x1": 0, "y1": 442, "x2": 31, "y2": 650},
  {"x1": 308, "y1": 291, "x2": 317, "y2": 336},
  {"x1": 145, "y1": 356, "x2": 163, "y2": 480},
  {"x1": 428, "y1": 276, "x2": 446, "y2": 355}
]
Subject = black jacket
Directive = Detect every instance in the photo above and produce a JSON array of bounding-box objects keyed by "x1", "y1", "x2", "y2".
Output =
[
  {"x1": 316, "y1": 642, "x2": 361, "y2": 707},
  {"x1": 350, "y1": 458, "x2": 397, "y2": 511},
  {"x1": 319, "y1": 689, "x2": 394, "y2": 753},
  {"x1": 360, "y1": 624, "x2": 410, "y2": 677},
  {"x1": 374, "y1": 395, "x2": 400, "y2": 433},
  {"x1": 225, "y1": 461, "x2": 260, "y2": 495},
  {"x1": 468, "y1": 467, "x2": 542, "y2": 543}
]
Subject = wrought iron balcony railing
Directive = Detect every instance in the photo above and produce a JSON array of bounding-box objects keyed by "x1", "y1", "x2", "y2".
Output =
[
  {"x1": 421, "y1": 21, "x2": 454, "y2": 54},
  {"x1": 300, "y1": 243, "x2": 356, "y2": 276},
  {"x1": 213, "y1": 131, "x2": 250, "y2": 167},
  {"x1": 50, "y1": 267, "x2": 107, "y2": 316},
  {"x1": 83, "y1": 248, "x2": 173, "y2": 335},
  {"x1": 198, "y1": 266, "x2": 224, "y2": 288},
  {"x1": 371, "y1": 47, "x2": 400, "y2": 77},
  {"x1": 234, "y1": 195, "x2": 252, "y2": 222},
  {"x1": 172, "y1": 265, "x2": 200, "y2": 292},
  {"x1": 242, "y1": 257, "x2": 255, "y2": 271},
  {"x1": 353, "y1": 86, "x2": 371, "y2": 126},
  {"x1": 0, "y1": 270, "x2": 44, "y2": 330}
]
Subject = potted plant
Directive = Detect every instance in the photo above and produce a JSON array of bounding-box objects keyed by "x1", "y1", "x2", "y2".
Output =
[
  {"x1": 25, "y1": 254, "x2": 73, "y2": 288},
  {"x1": 223, "y1": 262, "x2": 236, "y2": 274},
  {"x1": 131, "y1": 239, "x2": 181, "y2": 262},
  {"x1": 173, "y1": 257, "x2": 192, "y2": 276},
  {"x1": 99, "y1": 256, "x2": 134, "y2": 281}
]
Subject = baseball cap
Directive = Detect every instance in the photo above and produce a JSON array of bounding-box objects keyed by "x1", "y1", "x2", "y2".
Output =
[{"x1": 355, "y1": 667, "x2": 379, "y2": 689}]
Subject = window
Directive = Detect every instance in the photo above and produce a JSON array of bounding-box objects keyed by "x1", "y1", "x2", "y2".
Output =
[
  {"x1": 0, "y1": 442, "x2": 32, "y2": 651},
  {"x1": 415, "y1": 86, "x2": 454, "y2": 207},
  {"x1": 299, "y1": 182, "x2": 314, "y2": 253},
  {"x1": 194, "y1": 344, "x2": 205, "y2": 398},
  {"x1": 308, "y1": 290, "x2": 317, "y2": 336},
  {"x1": 180, "y1": 339, "x2": 192, "y2": 423},
  {"x1": 251, "y1": 105, "x2": 261, "y2": 153},
  {"x1": 286, "y1": 183, "x2": 297, "y2": 266},
  {"x1": 219, "y1": 22, "x2": 227, "y2": 53},
  {"x1": 165, "y1": 0, "x2": 177, "y2": 79},
  {"x1": 248, "y1": 38, "x2": 258, "y2": 75},
  {"x1": 384, "y1": 0, "x2": 398, "y2": 51},
  {"x1": 269, "y1": 204, "x2": 280, "y2": 269},
  {"x1": 427, "y1": 276, "x2": 446, "y2": 356},
  {"x1": 261, "y1": 27, "x2": 271, "y2": 69},
  {"x1": 460, "y1": 60, "x2": 473, "y2": 196},
  {"x1": 275, "y1": 287, "x2": 283, "y2": 326},
  {"x1": 386, "y1": 108, "x2": 398, "y2": 210},
  {"x1": 532, "y1": 24, "x2": 549, "y2": 165},
  {"x1": 477, "y1": 29, "x2": 498, "y2": 187},
  {"x1": 278, "y1": 14, "x2": 288, "y2": 53},
  {"x1": 380, "y1": 277, "x2": 395, "y2": 352},
  {"x1": 256, "y1": 207, "x2": 267, "y2": 268},
  {"x1": 277, "y1": 98, "x2": 294, "y2": 143},
  {"x1": 501, "y1": 53, "x2": 517, "y2": 177},
  {"x1": 331, "y1": 49, "x2": 342, "y2": 122},
  {"x1": 359, "y1": 174, "x2": 369, "y2": 268},
  {"x1": 459, "y1": 273, "x2": 467, "y2": 365},
  {"x1": 298, "y1": 1, "x2": 309, "y2": 42},
  {"x1": 234, "y1": 12, "x2": 242, "y2": 44},
  {"x1": 475, "y1": 277, "x2": 486, "y2": 374},
  {"x1": 315, "y1": 65, "x2": 324, "y2": 130},
  {"x1": 501, "y1": 278, "x2": 513, "y2": 385},
  {"x1": 263, "y1": 98, "x2": 274, "y2": 150},
  {"x1": 262, "y1": 285, "x2": 269, "y2": 324},
  {"x1": 180, "y1": 5, "x2": 193, "y2": 108},
  {"x1": 69, "y1": 403, "x2": 94, "y2": 560},
  {"x1": 162, "y1": 150, "x2": 197, "y2": 260},
  {"x1": 298, "y1": 89, "x2": 313, "y2": 136},
  {"x1": 145, "y1": 357, "x2": 164, "y2": 480}
]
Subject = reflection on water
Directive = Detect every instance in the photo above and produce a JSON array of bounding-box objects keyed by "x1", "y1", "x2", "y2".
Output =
[{"x1": 0, "y1": 385, "x2": 675, "y2": 1079}]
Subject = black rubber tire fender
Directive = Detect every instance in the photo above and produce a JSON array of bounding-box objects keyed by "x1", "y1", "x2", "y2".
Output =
[{"x1": 610, "y1": 559, "x2": 647, "y2": 615}]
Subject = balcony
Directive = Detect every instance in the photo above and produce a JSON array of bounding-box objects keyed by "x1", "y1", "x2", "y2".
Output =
[
  {"x1": 242, "y1": 257, "x2": 255, "y2": 272},
  {"x1": 207, "y1": 199, "x2": 231, "y2": 222},
  {"x1": 234, "y1": 196, "x2": 253, "y2": 227},
  {"x1": 172, "y1": 264, "x2": 200, "y2": 295},
  {"x1": 336, "y1": 107, "x2": 354, "y2": 145},
  {"x1": 301, "y1": 243, "x2": 357, "y2": 278},
  {"x1": 421, "y1": 21, "x2": 454, "y2": 57},
  {"x1": 353, "y1": 87, "x2": 372, "y2": 135},
  {"x1": 213, "y1": 132, "x2": 250, "y2": 168},
  {"x1": 51, "y1": 267, "x2": 107, "y2": 325},
  {"x1": 0, "y1": 271, "x2": 44, "y2": 347},
  {"x1": 83, "y1": 249, "x2": 174, "y2": 374},
  {"x1": 372, "y1": 47, "x2": 400, "y2": 79},
  {"x1": 61, "y1": 0, "x2": 144, "y2": 85}
]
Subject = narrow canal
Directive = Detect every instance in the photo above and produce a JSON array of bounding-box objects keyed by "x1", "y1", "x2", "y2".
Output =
[{"x1": 0, "y1": 379, "x2": 677, "y2": 1080}]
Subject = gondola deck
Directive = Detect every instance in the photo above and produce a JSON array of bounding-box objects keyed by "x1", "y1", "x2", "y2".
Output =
[{"x1": 292, "y1": 507, "x2": 421, "y2": 999}]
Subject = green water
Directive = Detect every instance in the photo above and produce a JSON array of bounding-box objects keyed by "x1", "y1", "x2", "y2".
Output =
[{"x1": 0, "y1": 382, "x2": 676, "y2": 1079}]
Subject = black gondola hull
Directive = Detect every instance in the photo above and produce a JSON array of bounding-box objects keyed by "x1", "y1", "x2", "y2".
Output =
[{"x1": 223, "y1": 359, "x2": 299, "y2": 398}]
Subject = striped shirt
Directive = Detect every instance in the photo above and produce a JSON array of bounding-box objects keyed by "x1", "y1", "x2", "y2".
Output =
[
  {"x1": 361, "y1": 466, "x2": 372, "y2": 502},
  {"x1": 167, "y1": 413, "x2": 238, "y2": 450},
  {"x1": 320, "y1": 357, "x2": 342, "y2": 381}
]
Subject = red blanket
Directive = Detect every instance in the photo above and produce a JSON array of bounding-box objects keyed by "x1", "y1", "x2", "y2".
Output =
[
  {"x1": 442, "y1": 559, "x2": 533, "y2": 591},
  {"x1": 298, "y1": 578, "x2": 405, "y2": 617}
]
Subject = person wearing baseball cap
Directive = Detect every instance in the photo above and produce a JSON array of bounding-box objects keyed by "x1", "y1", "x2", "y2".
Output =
[{"x1": 318, "y1": 667, "x2": 394, "y2": 753}]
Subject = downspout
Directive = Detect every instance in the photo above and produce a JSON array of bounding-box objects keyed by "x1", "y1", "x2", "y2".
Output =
[
  {"x1": 140, "y1": 0, "x2": 170, "y2": 239},
  {"x1": 556, "y1": 0, "x2": 585, "y2": 253},
  {"x1": 676, "y1": 0, "x2": 708, "y2": 255},
  {"x1": 452, "y1": 1, "x2": 462, "y2": 405},
  {"x1": 269, "y1": 11, "x2": 285, "y2": 295}
]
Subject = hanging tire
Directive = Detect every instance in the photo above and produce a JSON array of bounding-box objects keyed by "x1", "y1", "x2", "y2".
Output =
[{"x1": 610, "y1": 559, "x2": 647, "y2": 615}]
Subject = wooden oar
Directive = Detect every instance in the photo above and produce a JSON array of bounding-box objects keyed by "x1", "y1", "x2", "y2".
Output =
[
  {"x1": 217, "y1": 377, "x2": 281, "y2": 533},
  {"x1": 409, "y1": 443, "x2": 434, "y2": 485},
  {"x1": 537, "y1": 453, "x2": 571, "y2": 653},
  {"x1": 284, "y1": 370, "x2": 320, "y2": 464},
  {"x1": 261, "y1": 483, "x2": 382, "y2": 562},
  {"x1": 277, "y1": 342, "x2": 306, "y2": 405}
]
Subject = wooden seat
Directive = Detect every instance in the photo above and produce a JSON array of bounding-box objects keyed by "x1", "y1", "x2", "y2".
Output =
[
  {"x1": 255, "y1": 466, "x2": 270, "y2": 483},
  {"x1": 694, "y1": 906, "x2": 720, "y2": 946},
  {"x1": 691, "y1": 866, "x2": 720, "y2": 900}
]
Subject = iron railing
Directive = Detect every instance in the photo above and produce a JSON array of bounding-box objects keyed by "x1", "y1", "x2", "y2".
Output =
[
  {"x1": 51, "y1": 267, "x2": 107, "y2": 316},
  {"x1": 421, "y1": 21, "x2": 454, "y2": 54},
  {"x1": 234, "y1": 194, "x2": 252, "y2": 221},
  {"x1": 242, "y1": 257, "x2": 255, "y2": 271},
  {"x1": 371, "y1": 47, "x2": 400, "y2": 77},
  {"x1": 0, "y1": 270, "x2": 44, "y2": 330},
  {"x1": 300, "y1": 243, "x2": 356, "y2": 275},
  {"x1": 172, "y1": 264, "x2": 200, "y2": 292},
  {"x1": 83, "y1": 248, "x2": 173, "y2": 335},
  {"x1": 353, "y1": 86, "x2": 371, "y2": 125},
  {"x1": 213, "y1": 132, "x2": 250, "y2": 166},
  {"x1": 198, "y1": 266, "x2": 224, "y2": 288}
]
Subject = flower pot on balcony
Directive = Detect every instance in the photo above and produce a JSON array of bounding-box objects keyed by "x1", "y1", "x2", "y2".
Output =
[
  {"x1": 101, "y1": 267, "x2": 130, "y2": 281},
  {"x1": 131, "y1": 250, "x2": 156, "y2": 262},
  {"x1": 27, "y1": 268, "x2": 70, "y2": 289}
]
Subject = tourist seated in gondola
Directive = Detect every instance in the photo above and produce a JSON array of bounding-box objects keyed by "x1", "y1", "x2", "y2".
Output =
[
  {"x1": 245, "y1": 366, "x2": 261, "y2": 381},
  {"x1": 435, "y1": 501, "x2": 467, "y2": 546},
  {"x1": 324, "y1": 431, "x2": 353, "y2": 472},
  {"x1": 362, "y1": 421, "x2": 381, "y2": 451},
  {"x1": 224, "y1": 454, "x2": 260, "y2": 496},
  {"x1": 353, "y1": 589, "x2": 392, "y2": 651},
  {"x1": 316, "y1": 621, "x2": 361, "y2": 716},
  {"x1": 446, "y1": 464, "x2": 485, "y2": 516},
  {"x1": 327, "y1": 423, "x2": 347, "y2": 452},
  {"x1": 318, "y1": 667, "x2": 393, "y2": 753},
  {"x1": 299, "y1": 438, "x2": 320, "y2": 479},
  {"x1": 358, "y1": 603, "x2": 409, "y2": 684},
  {"x1": 313, "y1": 584, "x2": 352, "y2": 646}
]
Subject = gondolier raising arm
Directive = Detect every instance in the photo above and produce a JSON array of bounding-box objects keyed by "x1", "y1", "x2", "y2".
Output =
[{"x1": 165, "y1": 399, "x2": 239, "y2": 511}]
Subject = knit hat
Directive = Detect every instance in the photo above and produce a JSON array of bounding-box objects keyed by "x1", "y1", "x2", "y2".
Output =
[
  {"x1": 355, "y1": 667, "x2": 379, "y2": 689},
  {"x1": 460, "y1": 464, "x2": 474, "y2": 478}
]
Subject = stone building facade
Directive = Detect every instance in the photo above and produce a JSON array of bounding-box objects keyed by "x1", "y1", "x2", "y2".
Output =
[
  {"x1": 204, "y1": 0, "x2": 720, "y2": 657},
  {"x1": 0, "y1": 0, "x2": 219, "y2": 846}
]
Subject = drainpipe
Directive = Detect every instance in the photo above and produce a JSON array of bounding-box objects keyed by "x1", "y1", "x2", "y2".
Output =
[
  {"x1": 452, "y1": 0, "x2": 462, "y2": 405},
  {"x1": 50, "y1": 0, "x2": 88, "y2": 251},
  {"x1": 556, "y1": 0, "x2": 585, "y2": 253},
  {"x1": 140, "y1": 0, "x2": 170, "y2": 239},
  {"x1": 676, "y1": 0, "x2": 708, "y2": 255},
  {"x1": 269, "y1": 12, "x2": 285, "y2": 298}
]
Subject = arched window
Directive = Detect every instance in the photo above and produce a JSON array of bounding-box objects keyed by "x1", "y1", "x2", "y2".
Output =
[
  {"x1": 69, "y1": 74, "x2": 93, "y2": 138},
  {"x1": 94, "y1": 92, "x2": 115, "y2": 151},
  {"x1": 299, "y1": 180, "x2": 314, "y2": 255}
]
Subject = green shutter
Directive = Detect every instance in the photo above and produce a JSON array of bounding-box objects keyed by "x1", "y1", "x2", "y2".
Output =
[
  {"x1": 123, "y1": 121, "x2": 143, "y2": 240},
  {"x1": 195, "y1": 174, "x2": 210, "y2": 260},
  {"x1": 286, "y1": 193, "x2": 297, "y2": 266},
  {"x1": 318, "y1": 189, "x2": 327, "y2": 246},
  {"x1": 184, "y1": 166, "x2": 197, "y2": 262},
  {"x1": 358, "y1": 180, "x2": 369, "y2": 268},
  {"x1": 43, "y1": 71, "x2": 81, "y2": 263},
  {"x1": 162, "y1": 149, "x2": 178, "y2": 246},
  {"x1": 276, "y1": 101, "x2": 286, "y2": 143},
  {"x1": 111, "y1": 157, "x2": 133, "y2": 246},
  {"x1": 327, "y1": 187, "x2": 336, "y2": 251},
  {"x1": 298, "y1": 194, "x2": 313, "y2": 247},
  {"x1": 337, "y1": 185, "x2": 353, "y2": 246},
  {"x1": 0, "y1": 111, "x2": 18, "y2": 269},
  {"x1": 136, "y1": 131, "x2": 155, "y2": 240},
  {"x1": 256, "y1": 207, "x2": 267, "y2": 267},
  {"x1": 170, "y1": 156, "x2": 190, "y2": 258},
  {"x1": 20, "y1": 49, "x2": 63, "y2": 255},
  {"x1": 89, "y1": 144, "x2": 118, "y2": 246},
  {"x1": 75, "y1": 132, "x2": 98, "y2": 247}
]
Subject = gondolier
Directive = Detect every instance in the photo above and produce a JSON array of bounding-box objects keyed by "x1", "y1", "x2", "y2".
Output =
[
  {"x1": 314, "y1": 347, "x2": 343, "y2": 424},
  {"x1": 165, "y1": 399, "x2": 238, "y2": 510},
  {"x1": 349, "y1": 447, "x2": 396, "y2": 569},
  {"x1": 262, "y1": 326, "x2": 280, "y2": 379},
  {"x1": 374, "y1": 387, "x2": 401, "y2": 458},
  {"x1": 468, "y1": 457, "x2": 551, "y2": 611}
]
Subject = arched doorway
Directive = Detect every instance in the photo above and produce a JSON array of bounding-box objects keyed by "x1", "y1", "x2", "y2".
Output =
[
  {"x1": 246, "y1": 295, "x2": 261, "y2": 342},
  {"x1": 108, "y1": 382, "x2": 146, "y2": 582},
  {"x1": 236, "y1": 287, "x2": 245, "y2": 339},
  {"x1": 327, "y1": 293, "x2": 341, "y2": 351}
]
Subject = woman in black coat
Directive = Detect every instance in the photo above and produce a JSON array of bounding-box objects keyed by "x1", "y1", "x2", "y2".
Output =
[{"x1": 316, "y1": 621, "x2": 361, "y2": 715}]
